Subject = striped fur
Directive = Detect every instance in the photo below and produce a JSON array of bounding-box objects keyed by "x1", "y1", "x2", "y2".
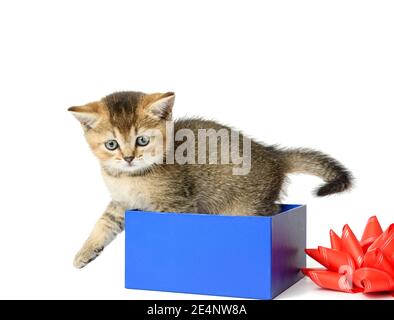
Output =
[{"x1": 69, "y1": 91, "x2": 353, "y2": 268}]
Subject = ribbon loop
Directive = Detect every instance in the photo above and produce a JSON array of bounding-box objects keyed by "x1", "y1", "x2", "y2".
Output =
[
  {"x1": 330, "y1": 229, "x2": 342, "y2": 251},
  {"x1": 360, "y1": 216, "x2": 383, "y2": 251}
]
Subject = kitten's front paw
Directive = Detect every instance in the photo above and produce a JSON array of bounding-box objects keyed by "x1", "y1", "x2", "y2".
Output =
[{"x1": 73, "y1": 245, "x2": 104, "y2": 269}]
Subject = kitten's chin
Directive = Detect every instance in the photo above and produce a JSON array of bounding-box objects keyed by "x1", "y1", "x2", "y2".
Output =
[{"x1": 102, "y1": 161, "x2": 154, "y2": 177}]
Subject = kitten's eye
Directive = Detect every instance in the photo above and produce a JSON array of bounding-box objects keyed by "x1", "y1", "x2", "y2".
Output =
[
  {"x1": 136, "y1": 135, "x2": 150, "y2": 147},
  {"x1": 105, "y1": 140, "x2": 119, "y2": 151}
]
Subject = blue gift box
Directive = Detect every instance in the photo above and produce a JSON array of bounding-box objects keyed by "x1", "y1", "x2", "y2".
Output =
[{"x1": 125, "y1": 204, "x2": 306, "y2": 299}]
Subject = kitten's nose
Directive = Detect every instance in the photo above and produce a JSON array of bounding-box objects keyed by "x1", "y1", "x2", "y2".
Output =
[{"x1": 123, "y1": 156, "x2": 134, "y2": 163}]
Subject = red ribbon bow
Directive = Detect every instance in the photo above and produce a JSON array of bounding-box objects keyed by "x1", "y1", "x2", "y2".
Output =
[{"x1": 303, "y1": 216, "x2": 394, "y2": 294}]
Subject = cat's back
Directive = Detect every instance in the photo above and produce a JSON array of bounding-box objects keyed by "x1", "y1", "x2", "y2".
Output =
[
  {"x1": 173, "y1": 117, "x2": 283, "y2": 176},
  {"x1": 174, "y1": 117, "x2": 231, "y2": 133},
  {"x1": 173, "y1": 117, "x2": 274, "y2": 157}
]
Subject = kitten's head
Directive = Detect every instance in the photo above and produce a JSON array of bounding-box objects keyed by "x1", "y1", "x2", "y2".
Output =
[{"x1": 69, "y1": 91, "x2": 174, "y2": 175}]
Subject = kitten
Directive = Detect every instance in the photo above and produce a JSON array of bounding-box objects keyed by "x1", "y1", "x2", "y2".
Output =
[{"x1": 69, "y1": 91, "x2": 353, "y2": 268}]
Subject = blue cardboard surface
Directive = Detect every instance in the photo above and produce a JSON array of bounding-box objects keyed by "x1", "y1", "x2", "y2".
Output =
[
  {"x1": 271, "y1": 205, "x2": 306, "y2": 297},
  {"x1": 125, "y1": 205, "x2": 306, "y2": 299}
]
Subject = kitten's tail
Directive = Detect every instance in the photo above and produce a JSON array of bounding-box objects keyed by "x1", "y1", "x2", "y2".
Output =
[{"x1": 279, "y1": 148, "x2": 353, "y2": 196}]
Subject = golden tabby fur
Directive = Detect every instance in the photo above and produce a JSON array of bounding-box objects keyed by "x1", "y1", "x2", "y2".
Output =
[{"x1": 69, "y1": 91, "x2": 352, "y2": 268}]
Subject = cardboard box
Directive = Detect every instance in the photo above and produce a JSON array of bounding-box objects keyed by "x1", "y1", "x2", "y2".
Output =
[{"x1": 125, "y1": 204, "x2": 306, "y2": 299}]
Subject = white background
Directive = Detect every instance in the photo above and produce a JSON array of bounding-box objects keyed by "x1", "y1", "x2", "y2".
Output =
[{"x1": 0, "y1": 0, "x2": 393, "y2": 300}]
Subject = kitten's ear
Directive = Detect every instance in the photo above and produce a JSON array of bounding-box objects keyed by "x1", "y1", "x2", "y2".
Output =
[
  {"x1": 146, "y1": 92, "x2": 175, "y2": 120},
  {"x1": 68, "y1": 102, "x2": 101, "y2": 130}
]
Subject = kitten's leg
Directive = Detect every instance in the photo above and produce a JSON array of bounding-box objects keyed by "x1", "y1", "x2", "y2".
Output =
[
  {"x1": 73, "y1": 201, "x2": 125, "y2": 269},
  {"x1": 256, "y1": 203, "x2": 281, "y2": 216},
  {"x1": 255, "y1": 176, "x2": 285, "y2": 216}
]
